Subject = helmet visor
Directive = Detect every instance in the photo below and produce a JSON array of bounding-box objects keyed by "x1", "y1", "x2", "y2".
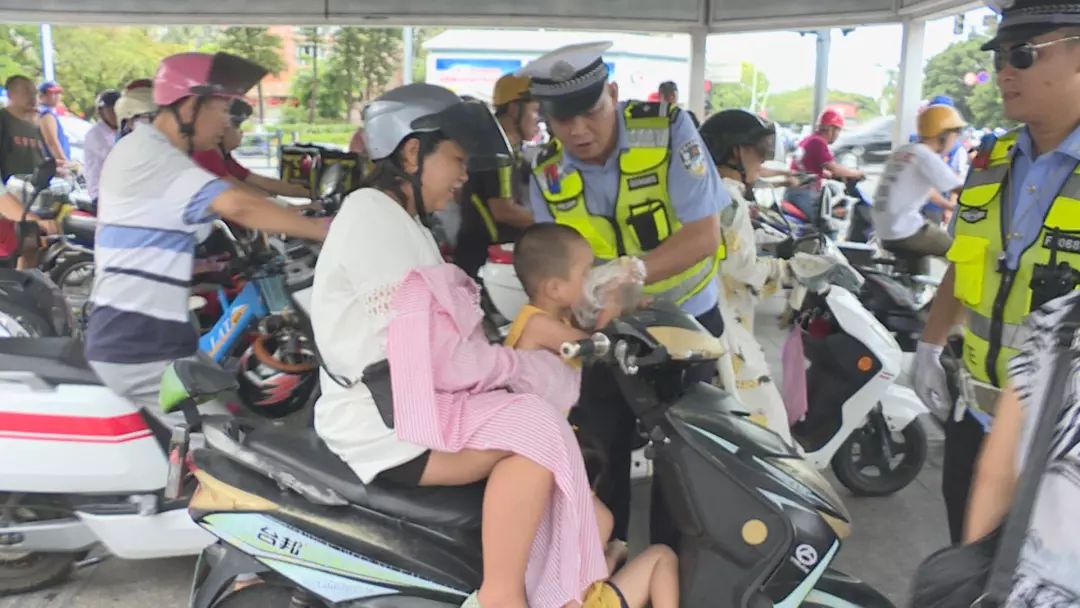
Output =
[
  {"x1": 414, "y1": 100, "x2": 513, "y2": 171},
  {"x1": 192, "y1": 53, "x2": 269, "y2": 100}
]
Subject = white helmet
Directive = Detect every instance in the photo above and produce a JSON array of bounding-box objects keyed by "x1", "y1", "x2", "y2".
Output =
[
  {"x1": 115, "y1": 82, "x2": 157, "y2": 126},
  {"x1": 363, "y1": 83, "x2": 510, "y2": 171}
]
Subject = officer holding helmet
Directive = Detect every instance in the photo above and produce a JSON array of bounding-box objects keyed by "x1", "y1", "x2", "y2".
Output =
[
  {"x1": 519, "y1": 41, "x2": 729, "y2": 544},
  {"x1": 914, "y1": 0, "x2": 1080, "y2": 543},
  {"x1": 453, "y1": 74, "x2": 539, "y2": 278}
]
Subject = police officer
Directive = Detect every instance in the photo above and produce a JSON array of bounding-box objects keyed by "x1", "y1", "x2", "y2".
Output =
[
  {"x1": 520, "y1": 41, "x2": 729, "y2": 544},
  {"x1": 453, "y1": 74, "x2": 540, "y2": 278},
  {"x1": 914, "y1": 0, "x2": 1080, "y2": 544}
]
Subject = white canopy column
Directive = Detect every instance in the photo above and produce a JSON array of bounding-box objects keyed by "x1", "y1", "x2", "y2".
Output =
[
  {"x1": 893, "y1": 17, "x2": 928, "y2": 147},
  {"x1": 688, "y1": 26, "x2": 708, "y2": 118}
]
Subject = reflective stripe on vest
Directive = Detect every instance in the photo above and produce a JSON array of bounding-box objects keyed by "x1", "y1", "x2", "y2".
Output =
[
  {"x1": 471, "y1": 193, "x2": 499, "y2": 242},
  {"x1": 946, "y1": 130, "x2": 1080, "y2": 393},
  {"x1": 532, "y1": 101, "x2": 724, "y2": 306}
]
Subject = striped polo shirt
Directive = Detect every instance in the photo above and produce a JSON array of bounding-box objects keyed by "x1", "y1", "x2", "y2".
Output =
[{"x1": 84, "y1": 124, "x2": 229, "y2": 364}]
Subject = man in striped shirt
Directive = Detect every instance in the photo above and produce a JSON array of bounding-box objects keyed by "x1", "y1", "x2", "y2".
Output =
[{"x1": 85, "y1": 52, "x2": 327, "y2": 408}]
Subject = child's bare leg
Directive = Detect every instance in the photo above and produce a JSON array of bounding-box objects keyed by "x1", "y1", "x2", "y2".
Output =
[
  {"x1": 593, "y1": 496, "x2": 613, "y2": 547},
  {"x1": 421, "y1": 450, "x2": 553, "y2": 608},
  {"x1": 609, "y1": 545, "x2": 679, "y2": 608}
]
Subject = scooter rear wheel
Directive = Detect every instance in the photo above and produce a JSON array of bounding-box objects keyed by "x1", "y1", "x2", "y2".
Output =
[{"x1": 830, "y1": 411, "x2": 928, "y2": 497}]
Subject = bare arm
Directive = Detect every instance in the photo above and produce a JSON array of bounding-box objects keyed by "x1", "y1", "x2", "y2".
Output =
[
  {"x1": 0, "y1": 193, "x2": 23, "y2": 222},
  {"x1": 822, "y1": 161, "x2": 863, "y2": 180},
  {"x1": 210, "y1": 188, "x2": 327, "y2": 241},
  {"x1": 921, "y1": 265, "x2": 965, "y2": 345},
  {"x1": 487, "y1": 197, "x2": 534, "y2": 229},
  {"x1": 964, "y1": 384, "x2": 1023, "y2": 543},
  {"x1": 244, "y1": 172, "x2": 313, "y2": 199},
  {"x1": 515, "y1": 313, "x2": 588, "y2": 353},
  {"x1": 929, "y1": 188, "x2": 961, "y2": 210},
  {"x1": 641, "y1": 214, "x2": 720, "y2": 284},
  {"x1": 38, "y1": 114, "x2": 68, "y2": 163}
]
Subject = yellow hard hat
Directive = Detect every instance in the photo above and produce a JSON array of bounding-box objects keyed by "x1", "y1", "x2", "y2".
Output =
[
  {"x1": 492, "y1": 74, "x2": 532, "y2": 107},
  {"x1": 918, "y1": 105, "x2": 967, "y2": 139}
]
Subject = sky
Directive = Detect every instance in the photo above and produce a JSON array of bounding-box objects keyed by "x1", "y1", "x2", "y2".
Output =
[{"x1": 706, "y1": 6, "x2": 997, "y2": 97}]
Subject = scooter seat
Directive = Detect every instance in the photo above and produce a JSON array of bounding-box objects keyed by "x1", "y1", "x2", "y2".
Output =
[
  {"x1": 0, "y1": 338, "x2": 102, "y2": 386},
  {"x1": 243, "y1": 425, "x2": 484, "y2": 530},
  {"x1": 61, "y1": 212, "x2": 96, "y2": 246}
]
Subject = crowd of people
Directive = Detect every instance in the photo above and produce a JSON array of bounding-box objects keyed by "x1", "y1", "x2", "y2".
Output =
[{"x1": 0, "y1": 0, "x2": 1077, "y2": 605}]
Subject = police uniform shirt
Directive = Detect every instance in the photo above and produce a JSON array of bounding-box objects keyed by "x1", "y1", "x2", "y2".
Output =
[
  {"x1": 951, "y1": 124, "x2": 1080, "y2": 270},
  {"x1": 528, "y1": 104, "x2": 730, "y2": 317}
]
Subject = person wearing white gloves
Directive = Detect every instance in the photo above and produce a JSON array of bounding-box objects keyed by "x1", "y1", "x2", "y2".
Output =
[{"x1": 698, "y1": 109, "x2": 794, "y2": 443}]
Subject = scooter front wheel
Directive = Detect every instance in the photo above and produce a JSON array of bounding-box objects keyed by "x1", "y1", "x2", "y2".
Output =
[
  {"x1": 830, "y1": 409, "x2": 928, "y2": 497},
  {"x1": 0, "y1": 495, "x2": 79, "y2": 595}
]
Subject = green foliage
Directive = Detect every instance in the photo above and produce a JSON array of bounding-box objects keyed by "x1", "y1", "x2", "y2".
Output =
[
  {"x1": 922, "y1": 33, "x2": 1008, "y2": 128},
  {"x1": 709, "y1": 62, "x2": 770, "y2": 113},
  {"x1": 325, "y1": 27, "x2": 400, "y2": 117},
  {"x1": 213, "y1": 27, "x2": 286, "y2": 75},
  {"x1": 766, "y1": 87, "x2": 879, "y2": 125},
  {"x1": 52, "y1": 27, "x2": 186, "y2": 117},
  {"x1": 0, "y1": 26, "x2": 41, "y2": 83},
  {"x1": 274, "y1": 121, "x2": 356, "y2": 147},
  {"x1": 879, "y1": 68, "x2": 899, "y2": 116}
]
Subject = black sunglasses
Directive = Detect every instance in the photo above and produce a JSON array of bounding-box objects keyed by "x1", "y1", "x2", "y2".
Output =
[{"x1": 993, "y1": 35, "x2": 1080, "y2": 71}]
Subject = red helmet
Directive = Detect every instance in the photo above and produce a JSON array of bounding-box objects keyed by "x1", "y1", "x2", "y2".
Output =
[
  {"x1": 818, "y1": 109, "x2": 846, "y2": 130},
  {"x1": 153, "y1": 52, "x2": 268, "y2": 107}
]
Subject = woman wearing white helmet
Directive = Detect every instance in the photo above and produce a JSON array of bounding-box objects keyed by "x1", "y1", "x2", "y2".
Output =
[{"x1": 311, "y1": 83, "x2": 606, "y2": 608}]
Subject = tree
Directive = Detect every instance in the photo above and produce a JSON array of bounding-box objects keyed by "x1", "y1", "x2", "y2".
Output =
[
  {"x1": 766, "y1": 87, "x2": 879, "y2": 125},
  {"x1": 297, "y1": 27, "x2": 323, "y2": 124},
  {"x1": 922, "y1": 32, "x2": 1008, "y2": 128},
  {"x1": 52, "y1": 27, "x2": 186, "y2": 118},
  {"x1": 879, "y1": 67, "x2": 899, "y2": 116},
  {"x1": 326, "y1": 27, "x2": 400, "y2": 121},
  {"x1": 709, "y1": 62, "x2": 770, "y2": 113},
  {"x1": 0, "y1": 26, "x2": 41, "y2": 83},
  {"x1": 214, "y1": 27, "x2": 286, "y2": 123}
]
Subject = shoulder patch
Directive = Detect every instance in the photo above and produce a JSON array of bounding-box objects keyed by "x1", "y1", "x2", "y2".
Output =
[{"x1": 678, "y1": 140, "x2": 707, "y2": 177}]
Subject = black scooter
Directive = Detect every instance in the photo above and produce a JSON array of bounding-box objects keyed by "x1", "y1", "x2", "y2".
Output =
[{"x1": 161, "y1": 301, "x2": 895, "y2": 608}]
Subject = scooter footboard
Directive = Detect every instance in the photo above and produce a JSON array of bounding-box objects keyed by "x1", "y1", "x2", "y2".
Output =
[{"x1": 802, "y1": 568, "x2": 896, "y2": 607}]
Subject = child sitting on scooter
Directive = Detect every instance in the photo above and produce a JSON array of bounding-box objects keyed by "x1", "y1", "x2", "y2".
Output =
[{"x1": 506, "y1": 223, "x2": 680, "y2": 608}]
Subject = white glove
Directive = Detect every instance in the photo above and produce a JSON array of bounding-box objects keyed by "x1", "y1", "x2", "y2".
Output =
[{"x1": 914, "y1": 341, "x2": 952, "y2": 422}]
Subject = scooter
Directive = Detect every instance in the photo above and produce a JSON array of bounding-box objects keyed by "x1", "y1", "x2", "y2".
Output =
[
  {"x1": 781, "y1": 248, "x2": 929, "y2": 496},
  {"x1": 0, "y1": 160, "x2": 78, "y2": 338},
  {"x1": 164, "y1": 297, "x2": 895, "y2": 607},
  {"x1": 0, "y1": 208, "x2": 329, "y2": 596}
]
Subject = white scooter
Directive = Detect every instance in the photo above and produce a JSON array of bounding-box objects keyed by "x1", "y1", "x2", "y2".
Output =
[
  {"x1": 782, "y1": 252, "x2": 929, "y2": 496},
  {"x1": 478, "y1": 243, "x2": 929, "y2": 496}
]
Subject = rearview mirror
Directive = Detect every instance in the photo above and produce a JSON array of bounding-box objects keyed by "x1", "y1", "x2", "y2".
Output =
[
  {"x1": 319, "y1": 163, "x2": 344, "y2": 198},
  {"x1": 31, "y1": 159, "x2": 57, "y2": 191}
]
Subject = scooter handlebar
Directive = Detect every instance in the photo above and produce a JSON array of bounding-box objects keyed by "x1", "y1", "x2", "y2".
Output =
[{"x1": 560, "y1": 333, "x2": 611, "y2": 362}]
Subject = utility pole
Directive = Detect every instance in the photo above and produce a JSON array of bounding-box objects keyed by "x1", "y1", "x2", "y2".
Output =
[{"x1": 307, "y1": 27, "x2": 320, "y2": 124}]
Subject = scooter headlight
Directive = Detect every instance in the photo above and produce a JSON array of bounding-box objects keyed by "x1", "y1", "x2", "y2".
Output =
[{"x1": 767, "y1": 456, "x2": 850, "y2": 527}]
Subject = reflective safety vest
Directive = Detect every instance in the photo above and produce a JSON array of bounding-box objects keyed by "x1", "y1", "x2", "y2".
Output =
[
  {"x1": 531, "y1": 102, "x2": 725, "y2": 306},
  {"x1": 469, "y1": 157, "x2": 517, "y2": 243},
  {"x1": 946, "y1": 130, "x2": 1080, "y2": 389}
]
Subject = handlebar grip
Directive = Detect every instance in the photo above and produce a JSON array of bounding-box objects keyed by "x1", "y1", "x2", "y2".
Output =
[{"x1": 560, "y1": 333, "x2": 611, "y2": 361}]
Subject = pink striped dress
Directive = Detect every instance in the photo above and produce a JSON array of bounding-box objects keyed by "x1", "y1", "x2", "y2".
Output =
[{"x1": 387, "y1": 264, "x2": 607, "y2": 608}]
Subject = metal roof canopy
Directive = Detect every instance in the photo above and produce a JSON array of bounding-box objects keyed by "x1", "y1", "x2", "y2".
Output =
[
  {"x1": 0, "y1": 0, "x2": 975, "y2": 31},
  {"x1": 0, "y1": 0, "x2": 980, "y2": 151}
]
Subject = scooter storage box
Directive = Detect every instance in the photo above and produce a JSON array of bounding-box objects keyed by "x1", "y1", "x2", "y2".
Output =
[{"x1": 279, "y1": 144, "x2": 367, "y2": 194}]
